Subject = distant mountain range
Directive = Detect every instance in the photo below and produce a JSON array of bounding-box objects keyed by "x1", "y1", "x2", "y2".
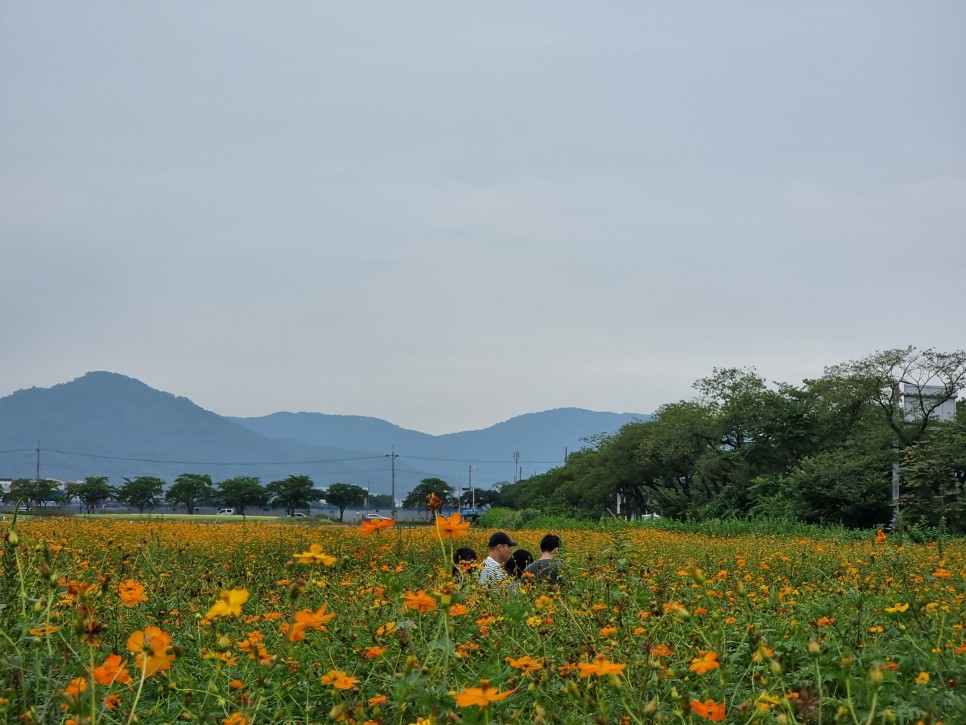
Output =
[{"x1": 0, "y1": 372, "x2": 648, "y2": 497}]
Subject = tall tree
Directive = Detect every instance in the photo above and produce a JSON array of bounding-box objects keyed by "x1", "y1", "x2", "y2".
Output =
[
  {"x1": 901, "y1": 422, "x2": 966, "y2": 530},
  {"x1": 117, "y1": 476, "x2": 165, "y2": 514},
  {"x1": 267, "y1": 475, "x2": 323, "y2": 517},
  {"x1": 322, "y1": 483, "x2": 367, "y2": 522},
  {"x1": 167, "y1": 473, "x2": 215, "y2": 515},
  {"x1": 3, "y1": 478, "x2": 64, "y2": 509},
  {"x1": 216, "y1": 476, "x2": 267, "y2": 518},
  {"x1": 402, "y1": 478, "x2": 454, "y2": 515},
  {"x1": 66, "y1": 476, "x2": 117, "y2": 514}
]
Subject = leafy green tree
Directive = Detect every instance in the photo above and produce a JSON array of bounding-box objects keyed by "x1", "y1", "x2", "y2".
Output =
[
  {"x1": 267, "y1": 475, "x2": 323, "y2": 517},
  {"x1": 66, "y1": 476, "x2": 117, "y2": 514},
  {"x1": 753, "y1": 448, "x2": 892, "y2": 528},
  {"x1": 323, "y1": 483, "x2": 367, "y2": 522},
  {"x1": 901, "y1": 423, "x2": 966, "y2": 530},
  {"x1": 822, "y1": 347, "x2": 966, "y2": 448},
  {"x1": 3, "y1": 478, "x2": 64, "y2": 509},
  {"x1": 368, "y1": 494, "x2": 394, "y2": 509},
  {"x1": 458, "y1": 487, "x2": 500, "y2": 510},
  {"x1": 117, "y1": 476, "x2": 165, "y2": 514},
  {"x1": 402, "y1": 478, "x2": 454, "y2": 515},
  {"x1": 167, "y1": 473, "x2": 215, "y2": 515},
  {"x1": 216, "y1": 476, "x2": 268, "y2": 517}
]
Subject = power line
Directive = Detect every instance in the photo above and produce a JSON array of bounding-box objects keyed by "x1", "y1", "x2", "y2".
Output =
[{"x1": 40, "y1": 448, "x2": 386, "y2": 466}]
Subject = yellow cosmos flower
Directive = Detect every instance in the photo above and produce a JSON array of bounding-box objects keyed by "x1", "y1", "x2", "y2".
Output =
[
  {"x1": 293, "y1": 544, "x2": 337, "y2": 566},
  {"x1": 321, "y1": 669, "x2": 358, "y2": 690},
  {"x1": 206, "y1": 589, "x2": 250, "y2": 619},
  {"x1": 916, "y1": 671, "x2": 930, "y2": 685},
  {"x1": 884, "y1": 603, "x2": 909, "y2": 613}
]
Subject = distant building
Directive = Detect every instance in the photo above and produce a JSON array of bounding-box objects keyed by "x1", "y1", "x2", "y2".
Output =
[{"x1": 901, "y1": 383, "x2": 958, "y2": 423}]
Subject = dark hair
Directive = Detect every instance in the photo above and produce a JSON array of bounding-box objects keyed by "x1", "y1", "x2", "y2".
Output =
[
  {"x1": 454, "y1": 547, "x2": 477, "y2": 565},
  {"x1": 452, "y1": 547, "x2": 477, "y2": 578},
  {"x1": 539, "y1": 534, "x2": 561, "y2": 553},
  {"x1": 505, "y1": 549, "x2": 534, "y2": 578}
]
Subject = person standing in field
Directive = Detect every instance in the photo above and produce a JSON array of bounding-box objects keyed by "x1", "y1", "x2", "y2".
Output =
[
  {"x1": 523, "y1": 533, "x2": 562, "y2": 583},
  {"x1": 505, "y1": 548, "x2": 534, "y2": 579},
  {"x1": 479, "y1": 531, "x2": 516, "y2": 586}
]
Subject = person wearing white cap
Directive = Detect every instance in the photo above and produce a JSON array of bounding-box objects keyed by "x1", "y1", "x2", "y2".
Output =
[{"x1": 478, "y1": 531, "x2": 517, "y2": 586}]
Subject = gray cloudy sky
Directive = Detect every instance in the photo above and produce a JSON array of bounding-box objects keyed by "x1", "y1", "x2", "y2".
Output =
[{"x1": 2, "y1": 3, "x2": 964, "y2": 434}]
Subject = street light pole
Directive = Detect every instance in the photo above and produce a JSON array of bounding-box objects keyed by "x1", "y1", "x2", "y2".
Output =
[{"x1": 387, "y1": 447, "x2": 398, "y2": 519}]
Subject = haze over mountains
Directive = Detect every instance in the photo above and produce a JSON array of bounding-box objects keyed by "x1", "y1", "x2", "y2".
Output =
[{"x1": 0, "y1": 372, "x2": 647, "y2": 497}]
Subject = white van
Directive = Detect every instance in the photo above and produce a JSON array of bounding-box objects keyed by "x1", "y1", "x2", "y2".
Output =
[{"x1": 217, "y1": 508, "x2": 235, "y2": 515}]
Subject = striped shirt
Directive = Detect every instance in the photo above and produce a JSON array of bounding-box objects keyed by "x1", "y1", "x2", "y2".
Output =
[{"x1": 478, "y1": 556, "x2": 507, "y2": 586}]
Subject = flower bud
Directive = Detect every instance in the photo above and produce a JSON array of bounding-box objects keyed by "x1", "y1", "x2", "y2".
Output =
[{"x1": 869, "y1": 664, "x2": 883, "y2": 686}]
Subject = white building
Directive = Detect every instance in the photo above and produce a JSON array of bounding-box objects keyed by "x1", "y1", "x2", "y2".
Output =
[{"x1": 901, "y1": 383, "x2": 958, "y2": 423}]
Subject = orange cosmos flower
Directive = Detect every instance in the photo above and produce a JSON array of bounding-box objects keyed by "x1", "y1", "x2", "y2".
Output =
[
  {"x1": 933, "y1": 568, "x2": 952, "y2": 579},
  {"x1": 117, "y1": 579, "x2": 148, "y2": 607},
  {"x1": 577, "y1": 654, "x2": 627, "y2": 677},
  {"x1": 506, "y1": 656, "x2": 543, "y2": 674},
  {"x1": 402, "y1": 590, "x2": 437, "y2": 613},
  {"x1": 875, "y1": 529, "x2": 887, "y2": 544},
  {"x1": 360, "y1": 517, "x2": 395, "y2": 534},
  {"x1": 93, "y1": 653, "x2": 133, "y2": 686},
  {"x1": 651, "y1": 644, "x2": 673, "y2": 658},
  {"x1": 321, "y1": 669, "x2": 358, "y2": 690},
  {"x1": 223, "y1": 714, "x2": 249, "y2": 725},
  {"x1": 284, "y1": 603, "x2": 337, "y2": 642},
  {"x1": 205, "y1": 589, "x2": 249, "y2": 619},
  {"x1": 363, "y1": 646, "x2": 386, "y2": 659},
  {"x1": 368, "y1": 694, "x2": 388, "y2": 706},
  {"x1": 451, "y1": 680, "x2": 515, "y2": 708},
  {"x1": 448, "y1": 604, "x2": 468, "y2": 617},
  {"x1": 63, "y1": 677, "x2": 87, "y2": 698},
  {"x1": 126, "y1": 626, "x2": 175, "y2": 676},
  {"x1": 425, "y1": 492, "x2": 443, "y2": 513},
  {"x1": 689, "y1": 651, "x2": 720, "y2": 674},
  {"x1": 435, "y1": 512, "x2": 471, "y2": 539},
  {"x1": 691, "y1": 698, "x2": 726, "y2": 722},
  {"x1": 103, "y1": 693, "x2": 123, "y2": 710},
  {"x1": 28, "y1": 625, "x2": 59, "y2": 636}
]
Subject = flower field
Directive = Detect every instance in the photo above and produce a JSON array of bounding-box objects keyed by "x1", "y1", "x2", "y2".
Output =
[{"x1": 2, "y1": 516, "x2": 966, "y2": 724}]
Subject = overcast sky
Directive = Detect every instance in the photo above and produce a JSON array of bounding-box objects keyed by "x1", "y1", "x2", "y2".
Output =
[{"x1": 2, "y1": 3, "x2": 964, "y2": 434}]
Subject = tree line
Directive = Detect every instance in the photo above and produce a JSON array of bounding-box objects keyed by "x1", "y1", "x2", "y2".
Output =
[
  {"x1": 1, "y1": 475, "x2": 392, "y2": 521},
  {"x1": 497, "y1": 347, "x2": 966, "y2": 531}
]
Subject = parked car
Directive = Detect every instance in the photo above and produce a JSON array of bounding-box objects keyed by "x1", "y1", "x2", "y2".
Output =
[
  {"x1": 362, "y1": 513, "x2": 390, "y2": 522},
  {"x1": 289, "y1": 512, "x2": 307, "y2": 518},
  {"x1": 216, "y1": 508, "x2": 235, "y2": 515}
]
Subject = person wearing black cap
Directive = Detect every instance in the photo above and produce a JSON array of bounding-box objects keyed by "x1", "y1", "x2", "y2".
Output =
[{"x1": 479, "y1": 531, "x2": 517, "y2": 586}]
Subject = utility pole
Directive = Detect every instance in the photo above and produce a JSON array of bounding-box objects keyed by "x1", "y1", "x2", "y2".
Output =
[
  {"x1": 468, "y1": 465, "x2": 474, "y2": 509},
  {"x1": 513, "y1": 451, "x2": 520, "y2": 483},
  {"x1": 36, "y1": 446, "x2": 41, "y2": 483},
  {"x1": 387, "y1": 447, "x2": 398, "y2": 519}
]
